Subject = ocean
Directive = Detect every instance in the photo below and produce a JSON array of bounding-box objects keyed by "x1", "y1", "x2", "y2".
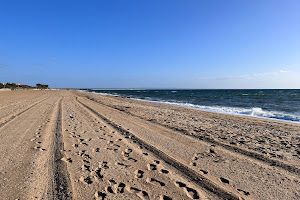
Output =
[{"x1": 83, "y1": 89, "x2": 300, "y2": 123}]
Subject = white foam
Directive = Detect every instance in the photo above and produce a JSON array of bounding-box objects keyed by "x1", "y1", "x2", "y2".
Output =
[
  {"x1": 151, "y1": 100, "x2": 300, "y2": 123},
  {"x1": 79, "y1": 90, "x2": 300, "y2": 124}
]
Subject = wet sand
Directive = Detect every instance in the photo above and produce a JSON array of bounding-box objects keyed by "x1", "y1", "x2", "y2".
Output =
[{"x1": 0, "y1": 90, "x2": 299, "y2": 199}]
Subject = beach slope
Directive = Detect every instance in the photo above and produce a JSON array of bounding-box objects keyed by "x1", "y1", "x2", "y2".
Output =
[{"x1": 0, "y1": 90, "x2": 299, "y2": 199}]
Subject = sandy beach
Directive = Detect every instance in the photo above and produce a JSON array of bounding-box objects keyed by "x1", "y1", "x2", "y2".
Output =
[{"x1": 0, "y1": 90, "x2": 299, "y2": 200}]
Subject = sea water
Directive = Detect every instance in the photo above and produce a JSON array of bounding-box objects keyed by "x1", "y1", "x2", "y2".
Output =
[{"x1": 84, "y1": 89, "x2": 300, "y2": 123}]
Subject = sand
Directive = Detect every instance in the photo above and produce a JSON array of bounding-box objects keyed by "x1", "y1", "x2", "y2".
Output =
[{"x1": 0, "y1": 90, "x2": 299, "y2": 200}]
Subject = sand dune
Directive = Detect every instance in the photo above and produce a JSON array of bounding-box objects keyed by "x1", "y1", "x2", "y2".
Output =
[{"x1": 0, "y1": 90, "x2": 299, "y2": 199}]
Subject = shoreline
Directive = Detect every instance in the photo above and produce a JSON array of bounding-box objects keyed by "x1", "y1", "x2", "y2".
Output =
[
  {"x1": 78, "y1": 91, "x2": 300, "y2": 160},
  {"x1": 80, "y1": 90, "x2": 300, "y2": 125}
]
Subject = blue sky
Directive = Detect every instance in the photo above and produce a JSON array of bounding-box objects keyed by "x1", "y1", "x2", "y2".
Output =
[{"x1": 0, "y1": 0, "x2": 299, "y2": 89}]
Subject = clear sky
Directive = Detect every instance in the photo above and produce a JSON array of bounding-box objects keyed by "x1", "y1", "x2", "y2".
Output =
[{"x1": 0, "y1": 0, "x2": 299, "y2": 89}]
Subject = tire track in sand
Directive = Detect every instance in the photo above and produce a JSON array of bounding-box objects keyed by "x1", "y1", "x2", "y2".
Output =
[
  {"x1": 82, "y1": 95, "x2": 300, "y2": 175},
  {"x1": 76, "y1": 97, "x2": 240, "y2": 200},
  {"x1": 53, "y1": 98, "x2": 73, "y2": 199},
  {"x1": 0, "y1": 94, "x2": 47, "y2": 111},
  {"x1": 0, "y1": 96, "x2": 50, "y2": 129}
]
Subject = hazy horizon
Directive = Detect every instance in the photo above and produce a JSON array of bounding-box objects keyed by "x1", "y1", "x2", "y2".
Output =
[
  {"x1": 1, "y1": 0, "x2": 300, "y2": 89},
  {"x1": 77, "y1": 88, "x2": 300, "y2": 90}
]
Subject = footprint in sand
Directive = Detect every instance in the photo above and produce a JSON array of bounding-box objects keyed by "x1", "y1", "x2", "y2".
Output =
[
  {"x1": 160, "y1": 169, "x2": 169, "y2": 174},
  {"x1": 134, "y1": 170, "x2": 144, "y2": 178},
  {"x1": 125, "y1": 148, "x2": 132, "y2": 153},
  {"x1": 127, "y1": 186, "x2": 150, "y2": 200},
  {"x1": 78, "y1": 138, "x2": 84, "y2": 142},
  {"x1": 81, "y1": 164, "x2": 91, "y2": 172},
  {"x1": 77, "y1": 150, "x2": 86, "y2": 156},
  {"x1": 121, "y1": 149, "x2": 134, "y2": 159},
  {"x1": 184, "y1": 187, "x2": 200, "y2": 199},
  {"x1": 83, "y1": 154, "x2": 92, "y2": 160},
  {"x1": 115, "y1": 162, "x2": 130, "y2": 168},
  {"x1": 99, "y1": 161, "x2": 109, "y2": 169},
  {"x1": 137, "y1": 191, "x2": 150, "y2": 200},
  {"x1": 79, "y1": 176, "x2": 93, "y2": 184},
  {"x1": 237, "y1": 188, "x2": 250, "y2": 196},
  {"x1": 127, "y1": 157, "x2": 137, "y2": 162},
  {"x1": 108, "y1": 179, "x2": 117, "y2": 185},
  {"x1": 34, "y1": 146, "x2": 41, "y2": 150},
  {"x1": 122, "y1": 151, "x2": 130, "y2": 157},
  {"x1": 95, "y1": 191, "x2": 106, "y2": 200},
  {"x1": 81, "y1": 142, "x2": 88, "y2": 146},
  {"x1": 174, "y1": 181, "x2": 200, "y2": 199},
  {"x1": 153, "y1": 160, "x2": 160, "y2": 164},
  {"x1": 127, "y1": 186, "x2": 141, "y2": 193},
  {"x1": 147, "y1": 163, "x2": 157, "y2": 170},
  {"x1": 160, "y1": 195, "x2": 172, "y2": 200},
  {"x1": 146, "y1": 177, "x2": 165, "y2": 187},
  {"x1": 114, "y1": 182, "x2": 126, "y2": 193},
  {"x1": 61, "y1": 157, "x2": 72, "y2": 163},
  {"x1": 105, "y1": 186, "x2": 114, "y2": 194},
  {"x1": 220, "y1": 177, "x2": 230, "y2": 184},
  {"x1": 82, "y1": 159, "x2": 90, "y2": 164},
  {"x1": 174, "y1": 181, "x2": 186, "y2": 188}
]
